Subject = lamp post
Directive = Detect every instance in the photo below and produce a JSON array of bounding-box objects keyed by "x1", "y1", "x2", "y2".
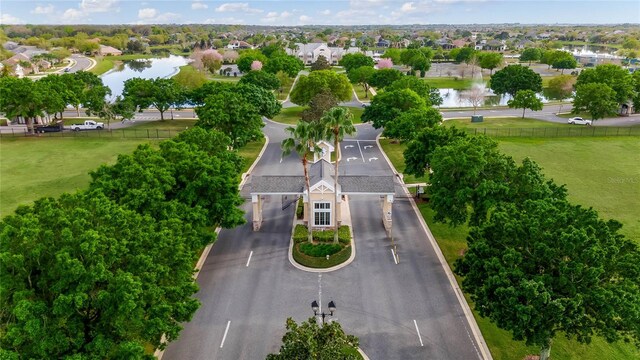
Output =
[{"x1": 311, "y1": 300, "x2": 336, "y2": 324}]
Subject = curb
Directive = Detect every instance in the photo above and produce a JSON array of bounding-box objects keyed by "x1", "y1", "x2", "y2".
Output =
[
  {"x1": 375, "y1": 134, "x2": 493, "y2": 360},
  {"x1": 287, "y1": 197, "x2": 356, "y2": 273},
  {"x1": 239, "y1": 135, "x2": 269, "y2": 188}
]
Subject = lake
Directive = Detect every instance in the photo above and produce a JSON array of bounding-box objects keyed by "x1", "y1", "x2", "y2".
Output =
[
  {"x1": 101, "y1": 55, "x2": 189, "y2": 98},
  {"x1": 438, "y1": 84, "x2": 553, "y2": 108}
]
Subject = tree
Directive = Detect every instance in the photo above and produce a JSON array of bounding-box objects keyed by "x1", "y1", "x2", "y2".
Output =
[
  {"x1": 385, "y1": 76, "x2": 442, "y2": 106},
  {"x1": 195, "y1": 90, "x2": 263, "y2": 148},
  {"x1": 572, "y1": 83, "x2": 618, "y2": 121},
  {"x1": 264, "y1": 55, "x2": 304, "y2": 78},
  {"x1": 632, "y1": 70, "x2": 640, "y2": 113},
  {"x1": 320, "y1": 107, "x2": 356, "y2": 243},
  {"x1": 403, "y1": 126, "x2": 468, "y2": 178},
  {"x1": 266, "y1": 318, "x2": 360, "y2": 360},
  {"x1": 201, "y1": 50, "x2": 223, "y2": 74},
  {"x1": 381, "y1": 48, "x2": 402, "y2": 64},
  {"x1": 301, "y1": 89, "x2": 339, "y2": 123},
  {"x1": 576, "y1": 64, "x2": 634, "y2": 104},
  {"x1": 311, "y1": 55, "x2": 331, "y2": 71},
  {"x1": 367, "y1": 68, "x2": 403, "y2": 89},
  {"x1": 478, "y1": 52, "x2": 503, "y2": 75},
  {"x1": 545, "y1": 74, "x2": 575, "y2": 113},
  {"x1": 489, "y1": 64, "x2": 543, "y2": 97},
  {"x1": 347, "y1": 65, "x2": 375, "y2": 99},
  {"x1": 520, "y1": 48, "x2": 542, "y2": 65},
  {"x1": 551, "y1": 51, "x2": 577, "y2": 74},
  {"x1": 0, "y1": 192, "x2": 202, "y2": 359},
  {"x1": 461, "y1": 84, "x2": 488, "y2": 115},
  {"x1": 281, "y1": 121, "x2": 323, "y2": 243},
  {"x1": 238, "y1": 70, "x2": 281, "y2": 91},
  {"x1": 455, "y1": 197, "x2": 640, "y2": 360},
  {"x1": 123, "y1": 77, "x2": 184, "y2": 121},
  {"x1": 0, "y1": 77, "x2": 46, "y2": 134},
  {"x1": 290, "y1": 70, "x2": 352, "y2": 106},
  {"x1": 508, "y1": 89, "x2": 543, "y2": 118},
  {"x1": 339, "y1": 53, "x2": 374, "y2": 72},
  {"x1": 173, "y1": 65, "x2": 208, "y2": 90},
  {"x1": 382, "y1": 107, "x2": 441, "y2": 142},
  {"x1": 235, "y1": 83, "x2": 282, "y2": 119},
  {"x1": 74, "y1": 71, "x2": 112, "y2": 116},
  {"x1": 126, "y1": 39, "x2": 146, "y2": 53},
  {"x1": 454, "y1": 47, "x2": 476, "y2": 63},
  {"x1": 361, "y1": 89, "x2": 426, "y2": 129},
  {"x1": 237, "y1": 50, "x2": 268, "y2": 73}
]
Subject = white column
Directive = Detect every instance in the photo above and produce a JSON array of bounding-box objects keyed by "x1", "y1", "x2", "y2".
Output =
[{"x1": 252, "y1": 194, "x2": 262, "y2": 231}]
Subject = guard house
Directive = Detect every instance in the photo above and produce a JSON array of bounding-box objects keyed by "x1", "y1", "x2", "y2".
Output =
[{"x1": 250, "y1": 154, "x2": 396, "y2": 235}]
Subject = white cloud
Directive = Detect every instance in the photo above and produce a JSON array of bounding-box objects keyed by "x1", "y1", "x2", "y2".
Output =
[
  {"x1": 31, "y1": 4, "x2": 55, "y2": 14},
  {"x1": 61, "y1": 8, "x2": 84, "y2": 22},
  {"x1": 80, "y1": 0, "x2": 118, "y2": 13},
  {"x1": 191, "y1": 2, "x2": 208, "y2": 10},
  {"x1": 1, "y1": 13, "x2": 25, "y2": 24},
  {"x1": 401, "y1": 2, "x2": 417, "y2": 12},
  {"x1": 262, "y1": 11, "x2": 292, "y2": 23},
  {"x1": 215, "y1": 3, "x2": 262, "y2": 13},
  {"x1": 320, "y1": 9, "x2": 331, "y2": 15},
  {"x1": 298, "y1": 15, "x2": 312, "y2": 24},
  {"x1": 138, "y1": 8, "x2": 157, "y2": 19}
]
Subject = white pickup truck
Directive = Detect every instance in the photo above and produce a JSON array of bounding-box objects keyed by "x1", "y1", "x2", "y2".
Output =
[{"x1": 69, "y1": 120, "x2": 105, "y2": 131}]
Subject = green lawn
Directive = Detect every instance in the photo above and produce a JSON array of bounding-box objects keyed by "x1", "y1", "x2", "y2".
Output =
[
  {"x1": 276, "y1": 77, "x2": 295, "y2": 101},
  {"x1": 378, "y1": 139, "x2": 427, "y2": 185},
  {"x1": 379, "y1": 137, "x2": 640, "y2": 360},
  {"x1": 272, "y1": 106, "x2": 364, "y2": 125},
  {"x1": 129, "y1": 119, "x2": 198, "y2": 129},
  {"x1": 444, "y1": 117, "x2": 566, "y2": 129},
  {"x1": 89, "y1": 57, "x2": 114, "y2": 75},
  {"x1": 423, "y1": 77, "x2": 474, "y2": 89},
  {"x1": 352, "y1": 84, "x2": 371, "y2": 102}
]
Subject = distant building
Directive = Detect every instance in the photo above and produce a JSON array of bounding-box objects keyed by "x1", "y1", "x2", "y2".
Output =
[
  {"x1": 227, "y1": 40, "x2": 253, "y2": 50},
  {"x1": 286, "y1": 43, "x2": 363, "y2": 65},
  {"x1": 98, "y1": 45, "x2": 122, "y2": 56}
]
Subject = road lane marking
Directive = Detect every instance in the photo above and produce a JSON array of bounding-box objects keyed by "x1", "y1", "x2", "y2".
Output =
[
  {"x1": 357, "y1": 140, "x2": 365, "y2": 162},
  {"x1": 413, "y1": 320, "x2": 424, "y2": 347},
  {"x1": 220, "y1": 321, "x2": 231, "y2": 348},
  {"x1": 344, "y1": 145, "x2": 354, "y2": 149},
  {"x1": 346, "y1": 157, "x2": 358, "y2": 162},
  {"x1": 246, "y1": 251, "x2": 253, "y2": 267},
  {"x1": 363, "y1": 145, "x2": 373, "y2": 149},
  {"x1": 368, "y1": 157, "x2": 378, "y2": 162},
  {"x1": 390, "y1": 249, "x2": 398, "y2": 265}
]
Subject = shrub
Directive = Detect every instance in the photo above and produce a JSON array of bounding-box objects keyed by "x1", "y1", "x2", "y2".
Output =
[
  {"x1": 292, "y1": 225, "x2": 351, "y2": 244},
  {"x1": 296, "y1": 198, "x2": 304, "y2": 219},
  {"x1": 299, "y1": 243, "x2": 342, "y2": 257}
]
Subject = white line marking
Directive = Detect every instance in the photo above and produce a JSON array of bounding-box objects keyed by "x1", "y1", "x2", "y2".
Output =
[
  {"x1": 344, "y1": 145, "x2": 354, "y2": 149},
  {"x1": 414, "y1": 320, "x2": 424, "y2": 347},
  {"x1": 363, "y1": 145, "x2": 373, "y2": 149},
  {"x1": 346, "y1": 157, "x2": 358, "y2": 162},
  {"x1": 357, "y1": 140, "x2": 365, "y2": 162},
  {"x1": 368, "y1": 157, "x2": 378, "y2": 162},
  {"x1": 220, "y1": 321, "x2": 231, "y2": 348},
  {"x1": 246, "y1": 251, "x2": 253, "y2": 267},
  {"x1": 391, "y1": 248, "x2": 398, "y2": 265}
]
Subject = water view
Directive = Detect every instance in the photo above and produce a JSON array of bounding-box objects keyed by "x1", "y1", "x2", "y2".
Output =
[
  {"x1": 100, "y1": 55, "x2": 189, "y2": 98},
  {"x1": 437, "y1": 84, "x2": 553, "y2": 108}
]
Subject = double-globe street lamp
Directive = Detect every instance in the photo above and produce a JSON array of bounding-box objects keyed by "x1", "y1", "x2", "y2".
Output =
[{"x1": 311, "y1": 300, "x2": 336, "y2": 324}]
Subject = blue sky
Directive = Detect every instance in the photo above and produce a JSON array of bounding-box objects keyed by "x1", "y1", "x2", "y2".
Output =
[{"x1": 1, "y1": 1, "x2": 639, "y2": 26}]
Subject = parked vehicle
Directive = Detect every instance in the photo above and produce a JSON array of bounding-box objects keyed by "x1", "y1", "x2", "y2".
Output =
[
  {"x1": 69, "y1": 120, "x2": 104, "y2": 131},
  {"x1": 35, "y1": 121, "x2": 64, "y2": 133},
  {"x1": 568, "y1": 117, "x2": 592, "y2": 125}
]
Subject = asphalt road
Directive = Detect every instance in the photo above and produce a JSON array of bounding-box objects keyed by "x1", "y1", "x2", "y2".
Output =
[
  {"x1": 67, "y1": 54, "x2": 93, "y2": 73},
  {"x1": 162, "y1": 121, "x2": 484, "y2": 359}
]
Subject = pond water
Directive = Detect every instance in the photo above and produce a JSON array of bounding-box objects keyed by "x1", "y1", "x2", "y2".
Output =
[
  {"x1": 437, "y1": 83, "x2": 553, "y2": 108},
  {"x1": 101, "y1": 55, "x2": 189, "y2": 98}
]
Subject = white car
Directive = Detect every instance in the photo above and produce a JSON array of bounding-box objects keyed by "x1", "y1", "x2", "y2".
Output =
[{"x1": 568, "y1": 117, "x2": 592, "y2": 126}]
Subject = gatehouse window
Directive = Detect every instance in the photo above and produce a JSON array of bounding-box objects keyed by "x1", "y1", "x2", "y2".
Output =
[{"x1": 314, "y1": 202, "x2": 331, "y2": 226}]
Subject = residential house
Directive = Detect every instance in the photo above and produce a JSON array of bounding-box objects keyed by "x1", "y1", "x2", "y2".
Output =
[
  {"x1": 226, "y1": 40, "x2": 253, "y2": 49},
  {"x1": 98, "y1": 45, "x2": 122, "y2": 56},
  {"x1": 483, "y1": 40, "x2": 507, "y2": 52},
  {"x1": 435, "y1": 38, "x2": 455, "y2": 50},
  {"x1": 286, "y1": 43, "x2": 363, "y2": 65},
  {"x1": 515, "y1": 39, "x2": 534, "y2": 50},
  {"x1": 452, "y1": 39, "x2": 468, "y2": 49},
  {"x1": 376, "y1": 38, "x2": 391, "y2": 48}
]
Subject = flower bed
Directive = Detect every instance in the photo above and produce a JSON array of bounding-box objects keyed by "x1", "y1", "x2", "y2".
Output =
[{"x1": 291, "y1": 225, "x2": 352, "y2": 268}]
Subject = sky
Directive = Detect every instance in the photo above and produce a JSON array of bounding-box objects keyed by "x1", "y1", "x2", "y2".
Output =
[{"x1": 1, "y1": 0, "x2": 639, "y2": 26}]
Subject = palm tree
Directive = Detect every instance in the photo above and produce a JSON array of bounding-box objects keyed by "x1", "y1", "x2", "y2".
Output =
[
  {"x1": 281, "y1": 120, "x2": 322, "y2": 243},
  {"x1": 320, "y1": 107, "x2": 356, "y2": 244}
]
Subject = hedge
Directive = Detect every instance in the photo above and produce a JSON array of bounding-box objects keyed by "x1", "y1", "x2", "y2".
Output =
[
  {"x1": 293, "y1": 224, "x2": 351, "y2": 244},
  {"x1": 299, "y1": 243, "x2": 342, "y2": 257}
]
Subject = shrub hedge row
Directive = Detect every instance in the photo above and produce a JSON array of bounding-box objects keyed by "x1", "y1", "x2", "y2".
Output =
[
  {"x1": 299, "y1": 243, "x2": 343, "y2": 257},
  {"x1": 293, "y1": 224, "x2": 351, "y2": 244}
]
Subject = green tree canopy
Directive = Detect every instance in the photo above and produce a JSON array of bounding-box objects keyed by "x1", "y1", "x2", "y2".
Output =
[
  {"x1": 267, "y1": 318, "x2": 360, "y2": 360},
  {"x1": 301, "y1": 89, "x2": 339, "y2": 123},
  {"x1": 361, "y1": 88, "x2": 426, "y2": 129},
  {"x1": 507, "y1": 89, "x2": 543, "y2": 118},
  {"x1": 478, "y1": 52, "x2": 503, "y2": 75},
  {"x1": 576, "y1": 64, "x2": 634, "y2": 104},
  {"x1": 489, "y1": 64, "x2": 543, "y2": 97},
  {"x1": 551, "y1": 51, "x2": 578, "y2": 74},
  {"x1": 122, "y1": 77, "x2": 184, "y2": 121},
  {"x1": 367, "y1": 68, "x2": 403, "y2": 89},
  {"x1": 381, "y1": 48, "x2": 402, "y2": 64},
  {"x1": 311, "y1": 55, "x2": 332, "y2": 71},
  {"x1": 339, "y1": 53, "x2": 374, "y2": 72},
  {"x1": 545, "y1": 74, "x2": 575, "y2": 101},
  {"x1": 237, "y1": 49, "x2": 268, "y2": 73},
  {"x1": 455, "y1": 197, "x2": 640, "y2": 360},
  {"x1": 263, "y1": 55, "x2": 304, "y2": 78},
  {"x1": 403, "y1": 126, "x2": 469, "y2": 178},
  {"x1": 238, "y1": 70, "x2": 281, "y2": 91},
  {"x1": 382, "y1": 107, "x2": 442, "y2": 142},
  {"x1": 572, "y1": 83, "x2": 618, "y2": 121},
  {"x1": 290, "y1": 70, "x2": 352, "y2": 106},
  {"x1": 347, "y1": 65, "x2": 375, "y2": 99},
  {"x1": 0, "y1": 76, "x2": 47, "y2": 134},
  {"x1": 520, "y1": 48, "x2": 542, "y2": 65},
  {"x1": 385, "y1": 75, "x2": 443, "y2": 106}
]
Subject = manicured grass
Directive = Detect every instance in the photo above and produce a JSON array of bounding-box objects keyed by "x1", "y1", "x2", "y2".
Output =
[
  {"x1": 129, "y1": 119, "x2": 198, "y2": 129},
  {"x1": 556, "y1": 112, "x2": 593, "y2": 119},
  {"x1": 209, "y1": 74, "x2": 241, "y2": 82},
  {"x1": 109, "y1": 54, "x2": 159, "y2": 61},
  {"x1": 377, "y1": 139, "x2": 427, "y2": 185},
  {"x1": 276, "y1": 77, "x2": 295, "y2": 101},
  {"x1": 379, "y1": 137, "x2": 640, "y2": 360},
  {"x1": 272, "y1": 106, "x2": 364, "y2": 125},
  {"x1": 238, "y1": 138, "x2": 267, "y2": 174},
  {"x1": 89, "y1": 57, "x2": 114, "y2": 75},
  {"x1": 423, "y1": 77, "x2": 474, "y2": 89},
  {"x1": 352, "y1": 84, "x2": 371, "y2": 101},
  {"x1": 444, "y1": 117, "x2": 566, "y2": 129},
  {"x1": 0, "y1": 137, "x2": 154, "y2": 217},
  {"x1": 292, "y1": 243, "x2": 351, "y2": 268}
]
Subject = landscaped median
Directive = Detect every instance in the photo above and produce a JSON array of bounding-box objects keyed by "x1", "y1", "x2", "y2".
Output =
[{"x1": 291, "y1": 225, "x2": 352, "y2": 269}]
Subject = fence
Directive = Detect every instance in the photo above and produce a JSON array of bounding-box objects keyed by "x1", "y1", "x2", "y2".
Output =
[
  {"x1": 0, "y1": 128, "x2": 187, "y2": 139},
  {"x1": 464, "y1": 126, "x2": 640, "y2": 138}
]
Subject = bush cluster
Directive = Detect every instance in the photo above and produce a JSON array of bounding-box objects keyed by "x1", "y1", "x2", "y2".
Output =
[
  {"x1": 299, "y1": 243, "x2": 343, "y2": 257},
  {"x1": 292, "y1": 224, "x2": 351, "y2": 244}
]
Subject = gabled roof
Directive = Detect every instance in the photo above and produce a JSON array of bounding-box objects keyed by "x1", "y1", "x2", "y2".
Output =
[{"x1": 309, "y1": 159, "x2": 334, "y2": 186}]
